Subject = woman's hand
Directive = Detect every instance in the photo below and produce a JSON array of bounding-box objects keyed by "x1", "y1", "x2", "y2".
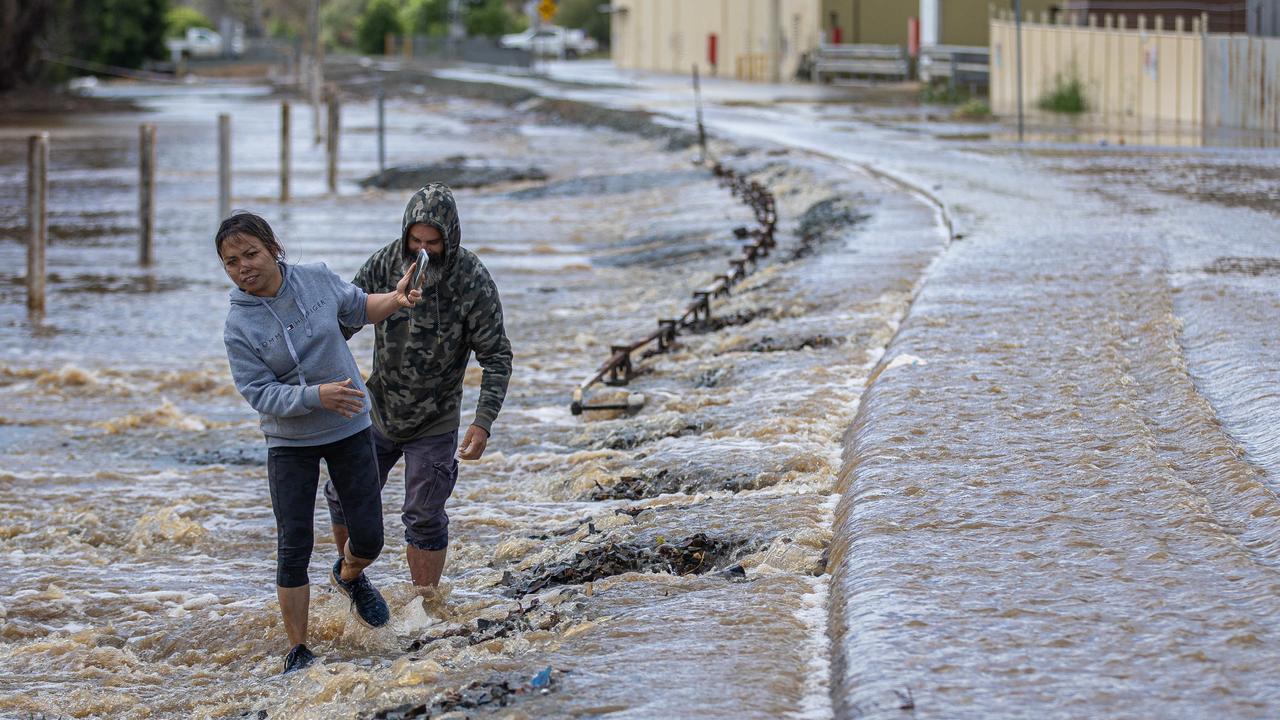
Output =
[
  {"x1": 365, "y1": 264, "x2": 425, "y2": 324},
  {"x1": 394, "y1": 262, "x2": 423, "y2": 308},
  {"x1": 319, "y1": 378, "x2": 365, "y2": 418}
]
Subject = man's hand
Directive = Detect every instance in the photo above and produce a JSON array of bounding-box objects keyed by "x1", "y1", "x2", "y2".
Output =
[
  {"x1": 319, "y1": 378, "x2": 364, "y2": 418},
  {"x1": 458, "y1": 424, "x2": 489, "y2": 460}
]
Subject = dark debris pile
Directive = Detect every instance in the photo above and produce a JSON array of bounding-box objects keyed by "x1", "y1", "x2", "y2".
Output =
[
  {"x1": 585, "y1": 467, "x2": 770, "y2": 501},
  {"x1": 502, "y1": 533, "x2": 757, "y2": 596},
  {"x1": 367, "y1": 668, "x2": 561, "y2": 720},
  {"x1": 359, "y1": 158, "x2": 546, "y2": 190},
  {"x1": 791, "y1": 196, "x2": 870, "y2": 260},
  {"x1": 406, "y1": 594, "x2": 580, "y2": 652}
]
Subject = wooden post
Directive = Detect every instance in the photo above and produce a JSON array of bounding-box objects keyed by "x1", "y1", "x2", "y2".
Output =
[
  {"x1": 326, "y1": 92, "x2": 339, "y2": 193},
  {"x1": 377, "y1": 87, "x2": 386, "y2": 173},
  {"x1": 139, "y1": 124, "x2": 156, "y2": 266},
  {"x1": 692, "y1": 64, "x2": 706, "y2": 162},
  {"x1": 280, "y1": 101, "x2": 291, "y2": 202},
  {"x1": 218, "y1": 113, "x2": 231, "y2": 221},
  {"x1": 309, "y1": 0, "x2": 322, "y2": 145},
  {"x1": 27, "y1": 133, "x2": 48, "y2": 315}
]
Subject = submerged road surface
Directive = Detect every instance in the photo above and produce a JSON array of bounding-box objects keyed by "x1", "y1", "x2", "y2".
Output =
[{"x1": 483, "y1": 62, "x2": 1280, "y2": 718}]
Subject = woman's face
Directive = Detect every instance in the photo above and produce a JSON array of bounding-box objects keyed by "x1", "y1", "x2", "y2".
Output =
[{"x1": 219, "y1": 233, "x2": 282, "y2": 297}]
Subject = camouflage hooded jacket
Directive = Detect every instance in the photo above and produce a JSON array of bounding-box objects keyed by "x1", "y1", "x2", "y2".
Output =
[{"x1": 346, "y1": 184, "x2": 512, "y2": 442}]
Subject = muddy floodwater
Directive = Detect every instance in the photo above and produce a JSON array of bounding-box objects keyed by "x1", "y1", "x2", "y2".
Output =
[
  {"x1": 0, "y1": 77, "x2": 944, "y2": 719},
  {"x1": 4, "y1": 64, "x2": 1280, "y2": 719}
]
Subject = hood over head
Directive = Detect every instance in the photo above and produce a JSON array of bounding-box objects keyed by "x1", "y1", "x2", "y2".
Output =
[{"x1": 401, "y1": 184, "x2": 461, "y2": 285}]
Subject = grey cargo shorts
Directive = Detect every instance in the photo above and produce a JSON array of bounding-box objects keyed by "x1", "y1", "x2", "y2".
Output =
[{"x1": 325, "y1": 426, "x2": 459, "y2": 551}]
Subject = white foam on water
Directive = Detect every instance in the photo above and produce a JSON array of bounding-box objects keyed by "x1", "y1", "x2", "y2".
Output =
[
  {"x1": 789, "y1": 573, "x2": 835, "y2": 720},
  {"x1": 881, "y1": 353, "x2": 928, "y2": 373}
]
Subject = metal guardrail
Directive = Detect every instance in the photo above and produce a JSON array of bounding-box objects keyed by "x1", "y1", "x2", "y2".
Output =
[
  {"x1": 570, "y1": 161, "x2": 777, "y2": 415},
  {"x1": 810, "y1": 43, "x2": 910, "y2": 83},
  {"x1": 919, "y1": 45, "x2": 990, "y2": 88}
]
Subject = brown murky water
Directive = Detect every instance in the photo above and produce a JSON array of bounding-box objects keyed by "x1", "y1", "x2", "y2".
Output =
[
  {"x1": 10, "y1": 65, "x2": 1275, "y2": 719},
  {"x1": 0, "y1": 80, "x2": 945, "y2": 718}
]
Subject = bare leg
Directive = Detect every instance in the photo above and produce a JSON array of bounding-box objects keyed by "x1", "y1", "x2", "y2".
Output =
[
  {"x1": 277, "y1": 585, "x2": 310, "y2": 647},
  {"x1": 332, "y1": 524, "x2": 349, "y2": 559},
  {"x1": 407, "y1": 545, "x2": 447, "y2": 587},
  {"x1": 340, "y1": 540, "x2": 374, "y2": 582}
]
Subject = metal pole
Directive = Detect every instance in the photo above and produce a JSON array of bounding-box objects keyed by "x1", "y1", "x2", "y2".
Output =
[
  {"x1": 139, "y1": 124, "x2": 156, "y2": 266},
  {"x1": 218, "y1": 113, "x2": 231, "y2": 221},
  {"x1": 27, "y1": 133, "x2": 48, "y2": 315},
  {"x1": 280, "y1": 101, "x2": 291, "y2": 202},
  {"x1": 326, "y1": 92, "x2": 339, "y2": 193},
  {"x1": 1015, "y1": 0, "x2": 1024, "y2": 142},
  {"x1": 692, "y1": 64, "x2": 707, "y2": 162},
  {"x1": 377, "y1": 86, "x2": 386, "y2": 173}
]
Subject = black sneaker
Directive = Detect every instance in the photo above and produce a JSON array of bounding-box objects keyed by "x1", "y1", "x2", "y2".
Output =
[
  {"x1": 283, "y1": 643, "x2": 315, "y2": 674},
  {"x1": 330, "y1": 558, "x2": 390, "y2": 628}
]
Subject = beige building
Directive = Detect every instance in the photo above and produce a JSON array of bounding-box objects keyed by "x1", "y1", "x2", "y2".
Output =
[{"x1": 611, "y1": 1, "x2": 1060, "y2": 80}]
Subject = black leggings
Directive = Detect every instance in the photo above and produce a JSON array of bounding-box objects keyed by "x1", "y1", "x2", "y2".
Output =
[{"x1": 267, "y1": 427, "x2": 384, "y2": 588}]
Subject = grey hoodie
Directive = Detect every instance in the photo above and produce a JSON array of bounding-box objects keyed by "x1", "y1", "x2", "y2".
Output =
[{"x1": 223, "y1": 262, "x2": 372, "y2": 447}]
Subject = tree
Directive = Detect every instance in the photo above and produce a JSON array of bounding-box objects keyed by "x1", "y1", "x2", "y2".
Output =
[
  {"x1": 165, "y1": 6, "x2": 213, "y2": 37},
  {"x1": 321, "y1": 0, "x2": 367, "y2": 49},
  {"x1": 555, "y1": 0, "x2": 608, "y2": 49},
  {"x1": 357, "y1": 0, "x2": 403, "y2": 54},
  {"x1": 464, "y1": 0, "x2": 518, "y2": 37},
  {"x1": 402, "y1": 0, "x2": 447, "y2": 37},
  {"x1": 82, "y1": 0, "x2": 170, "y2": 69},
  {"x1": 0, "y1": 0, "x2": 56, "y2": 89}
]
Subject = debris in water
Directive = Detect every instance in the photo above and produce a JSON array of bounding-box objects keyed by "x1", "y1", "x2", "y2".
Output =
[
  {"x1": 790, "y1": 196, "x2": 869, "y2": 260},
  {"x1": 503, "y1": 532, "x2": 759, "y2": 596},
  {"x1": 571, "y1": 412, "x2": 705, "y2": 450},
  {"x1": 585, "y1": 466, "x2": 768, "y2": 501},
  {"x1": 360, "y1": 158, "x2": 547, "y2": 190},
  {"x1": 368, "y1": 669, "x2": 563, "y2": 719},
  {"x1": 1204, "y1": 256, "x2": 1280, "y2": 276}
]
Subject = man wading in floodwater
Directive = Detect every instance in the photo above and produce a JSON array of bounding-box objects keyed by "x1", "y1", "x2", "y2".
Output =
[
  {"x1": 217, "y1": 212, "x2": 422, "y2": 673},
  {"x1": 327, "y1": 183, "x2": 512, "y2": 593}
]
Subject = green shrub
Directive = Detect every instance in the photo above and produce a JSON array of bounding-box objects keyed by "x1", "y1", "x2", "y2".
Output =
[
  {"x1": 1039, "y1": 72, "x2": 1087, "y2": 113},
  {"x1": 465, "y1": 0, "x2": 519, "y2": 37},
  {"x1": 357, "y1": 0, "x2": 404, "y2": 55},
  {"x1": 920, "y1": 82, "x2": 971, "y2": 105},
  {"x1": 953, "y1": 98, "x2": 991, "y2": 119},
  {"x1": 556, "y1": 0, "x2": 610, "y2": 49},
  {"x1": 165, "y1": 5, "x2": 212, "y2": 37},
  {"x1": 402, "y1": 0, "x2": 447, "y2": 37}
]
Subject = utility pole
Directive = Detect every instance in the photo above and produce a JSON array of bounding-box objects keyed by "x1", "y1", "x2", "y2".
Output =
[
  {"x1": 769, "y1": 0, "x2": 782, "y2": 83},
  {"x1": 1015, "y1": 0, "x2": 1024, "y2": 142}
]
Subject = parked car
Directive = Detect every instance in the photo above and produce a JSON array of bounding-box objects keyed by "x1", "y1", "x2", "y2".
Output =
[
  {"x1": 165, "y1": 27, "x2": 229, "y2": 61},
  {"x1": 499, "y1": 25, "x2": 598, "y2": 58}
]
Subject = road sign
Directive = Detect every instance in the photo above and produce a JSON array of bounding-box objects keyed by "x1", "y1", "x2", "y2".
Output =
[{"x1": 538, "y1": 0, "x2": 557, "y2": 23}]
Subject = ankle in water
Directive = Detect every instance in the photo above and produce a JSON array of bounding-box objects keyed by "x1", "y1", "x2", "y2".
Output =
[{"x1": 283, "y1": 643, "x2": 316, "y2": 674}]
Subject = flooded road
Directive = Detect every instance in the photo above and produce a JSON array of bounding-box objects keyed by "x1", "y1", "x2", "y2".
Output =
[
  {"x1": 690, "y1": 78, "x2": 1280, "y2": 717},
  {"x1": 0, "y1": 73, "x2": 945, "y2": 718},
  {"x1": 447, "y1": 61, "x2": 1280, "y2": 716},
  {"x1": 4, "y1": 59, "x2": 1280, "y2": 719}
]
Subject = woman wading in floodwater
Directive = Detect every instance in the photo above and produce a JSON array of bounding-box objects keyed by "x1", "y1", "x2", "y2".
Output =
[{"x1": 217, "y1": 212, "x2": 421, "y2": 673}]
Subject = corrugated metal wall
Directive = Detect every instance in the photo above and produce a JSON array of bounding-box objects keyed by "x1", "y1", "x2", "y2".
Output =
[
  {"x1": 1204, "y1": 35, "x2": 1280, "y2": 131},
  {"x1": 990, "y1": 11, "x2": 1204, "y2": 125}
]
